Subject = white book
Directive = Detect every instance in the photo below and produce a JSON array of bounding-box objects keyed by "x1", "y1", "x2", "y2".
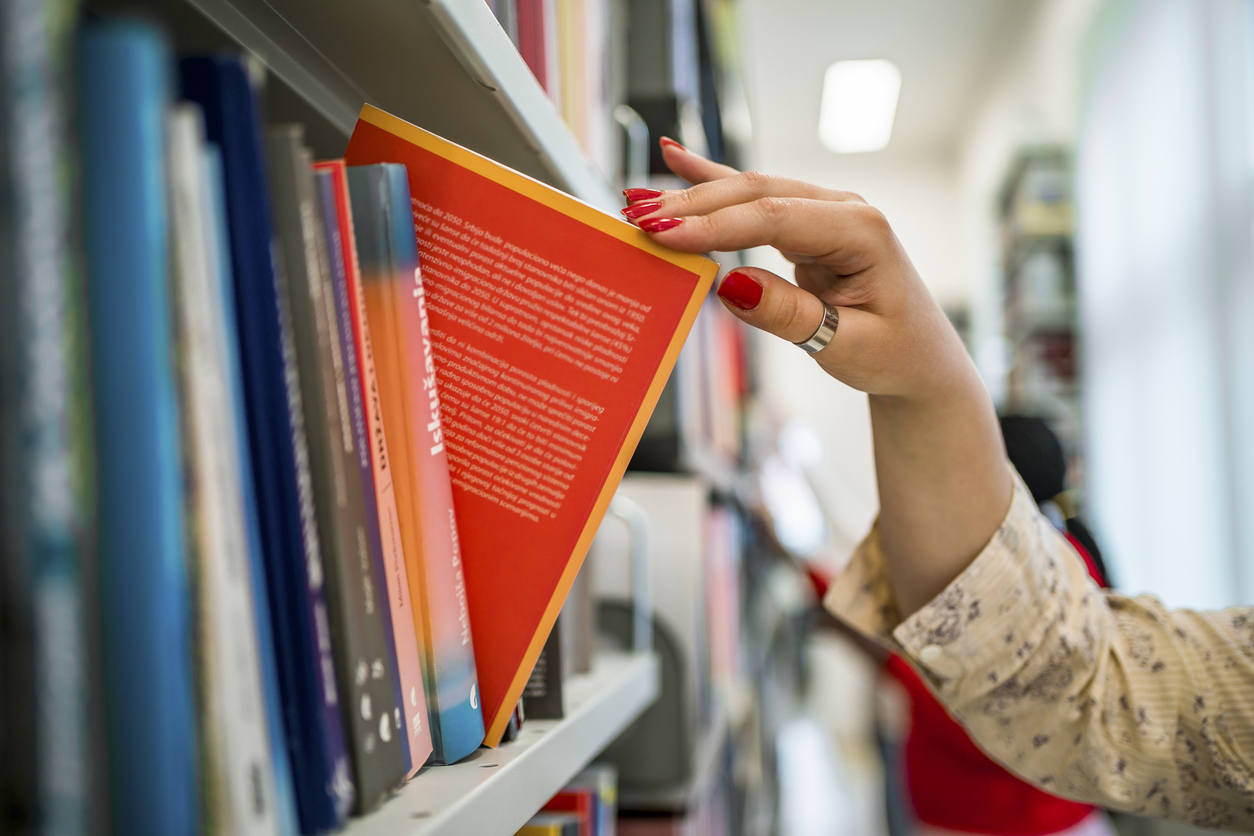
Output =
[{"x1": 167, "y1": 104, "x2": 281, "y2": 836}]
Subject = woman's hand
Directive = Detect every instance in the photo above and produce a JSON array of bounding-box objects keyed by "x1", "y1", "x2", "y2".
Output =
[
  {"x1": 623, "y1": 139, "x2": 968, "y2": 401},
  {"x1": 626, "y1": 139, "x2": 1014, "y2": 615}
]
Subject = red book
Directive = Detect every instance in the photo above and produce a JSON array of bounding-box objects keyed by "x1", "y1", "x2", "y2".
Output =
[
  {"x1": 517, "y1": 0, "x2": 545, "y2": 90},
  {"x1": 543, "y1": 786, "x2": 596, "y2": 836},
  {"x1": 344, "y1": 105, "x2": 716, "y2": 745}
]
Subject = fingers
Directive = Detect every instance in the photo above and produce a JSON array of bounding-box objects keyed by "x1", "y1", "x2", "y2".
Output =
[
  {"x1": 630, "y1": 142, "x2": 862, "y2": 224},
  {"x1": 715, "y1": 267, "x2": 828, "y2": 345},
  {"x1": 649, "y1": 197, "x2": 891, "y2": 276},
  {"x1": 659, "y1": 137, "x2": 739, "y2": 184},
  {"x1": 668, "y1": 171, "x2": 862, "y2": 220}
]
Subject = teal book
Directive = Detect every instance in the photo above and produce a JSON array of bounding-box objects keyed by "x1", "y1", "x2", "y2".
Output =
[{"x1": 78, "y1": 20, "x2": 197, "y2": 836}]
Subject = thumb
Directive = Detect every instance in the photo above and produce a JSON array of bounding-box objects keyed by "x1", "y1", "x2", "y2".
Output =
[
  {"x1": 715, "y1": 267, "x2": 830, "y2": 345},
  {"x1": 716, "y1": 268, "x2": 882, "y2": 387}
]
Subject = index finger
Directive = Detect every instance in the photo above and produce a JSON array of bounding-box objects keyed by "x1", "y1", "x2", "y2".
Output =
[
  {"x1": 646, "y1": 196, "x2": 891, "y2": 275},
  {"x1": 660, "y1": 138, "x2": 739, "y2": 184}
]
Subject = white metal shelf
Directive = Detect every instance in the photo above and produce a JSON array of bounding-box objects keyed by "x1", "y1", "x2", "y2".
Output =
[
  {"x1": 225, "y1": 0, "x2": 619, "y2": 209},
  {"x1": 106, "y1": 0, "x2": 619, "y2": 209},
  {"x1": 347, "y1": 651, "x2": 660, "y2": 836}
]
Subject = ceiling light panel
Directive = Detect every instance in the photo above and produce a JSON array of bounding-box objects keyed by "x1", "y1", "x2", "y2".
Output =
[{"x1": 818, "y1": 59, "x2": 902, "y2": 153}]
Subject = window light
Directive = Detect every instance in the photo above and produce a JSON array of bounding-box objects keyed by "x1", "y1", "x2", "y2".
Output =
[{"x1": 818, "y1": 59, "x2": 902, "y2": 154}]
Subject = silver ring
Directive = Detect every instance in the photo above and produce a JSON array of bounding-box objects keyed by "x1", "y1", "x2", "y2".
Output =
[{"x1": 795, "y1": 303, "x2": 839, "y2": 354}]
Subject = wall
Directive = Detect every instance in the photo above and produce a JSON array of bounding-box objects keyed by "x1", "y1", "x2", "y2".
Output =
[
  {"x1": 1074, "y1": 0, "x2": 1254, "y2": 608},
  {"x1": 957, "y1": 0, "x2": 1254, "y2": 608}
]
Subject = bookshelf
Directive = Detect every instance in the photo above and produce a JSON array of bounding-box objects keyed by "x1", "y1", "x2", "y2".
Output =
[
  {"x1": 617, "y1": 693, "x2": 729, "y2": 812},
  {"x1": 23, "y1": 0, "x2": 794, "y2": 831},
  {"x1": 90, "y1": 0, "x2": 619, "y2": 210},
  {"x1": 998, "y1": 148, "x2": 1081, "y2": 449},
  {"x1": 350, "y1": 651, "x2": 659, "y2": 836}
]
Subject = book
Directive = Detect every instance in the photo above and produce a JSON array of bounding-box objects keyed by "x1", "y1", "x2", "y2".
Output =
[
  {"x1": 180, "y1": 55, "x2": 354, "y2": 832},
  {"x1": 501, "y1": 697, "x2": 526, "y2": 744},
  {"x1": 268, "y1": 126, "x2": 405, "y2": 812},
  {"x1": 314, "y1": 159, "x2": 434, "y2": 777},
  {"x1": 167, "y1": 103, "x2": 282, "y2": 836},
  {"x1": 543, "y1": 782, "x2": 596, "y2": 836},
  {"x1": 518, "y1": 813, "x2": 582, "y2": 836},
  {"x1": 516, "y1": 0, "x2": 542, "y2": 89},
  {"x1": 204, "y1": 142, "x2": 302, "y2": 836},
  {"x1": 346, "y1": 163, "x2": 485, "y2": 765},
  {"x1": 0, "y1": 49, "x2": 31, "y2": 826},
  {"x1": 577, "y1": 764, "x2": 619, "y2": 836},
  {"x1": 78, "y1": 21, "x2": 198, "y2": 835},
  {"x1": 523, "y1": 613, "x2": 564, "y2": 721},
  {"x1": 344, "y1": 105, "x2": 716, "y2": 745},
  {"x1": 3, "y1": 0, "x2": 97, "y2": 830}
]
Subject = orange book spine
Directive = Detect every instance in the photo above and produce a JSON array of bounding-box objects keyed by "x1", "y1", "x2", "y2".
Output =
[
  {"x1": 348, "y1": 164, "x2": 484, "y2": 764},
  {"x1": 318, "y1": 160, "x2": 433, "y2": 774}
]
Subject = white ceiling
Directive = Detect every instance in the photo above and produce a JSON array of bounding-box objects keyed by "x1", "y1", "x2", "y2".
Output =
[{"x1": 738, "y1": 0, "x2": 1039, "y2": 167}]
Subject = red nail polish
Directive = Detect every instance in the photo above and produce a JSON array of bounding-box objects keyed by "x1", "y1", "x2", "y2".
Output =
[
  {"x1": 717, "y1": 270, "x2": 762, "y2": 311},
  {"x1": 639, "y1": 217, "x2": 683, "y2": 233},
  {"x1": 659, "y1": 136, "x2": 685, "y2": 151},
  {"x1": 621, "y1": 202, "x2": 663, "y2": 219},
  {"x1": 623, "y1": 188, "x2": 663, "y2": 202}
]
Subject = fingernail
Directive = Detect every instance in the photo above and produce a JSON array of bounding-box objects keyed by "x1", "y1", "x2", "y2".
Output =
[
  {"x1": 621, "y1": 201, "x2": 663, "y2": 220},
  {"x1": 623, "y1": 188, "x2": 663, "y2": 202},
  {"x1": 639, "y1": 217, "x2": 683, "y2": 233},
  {"x1": 717, "y1": 270, "x2": 762, "y2": 311},
  {"x1": 659, "y1": 137, "x2": 685, "y2": 151}
]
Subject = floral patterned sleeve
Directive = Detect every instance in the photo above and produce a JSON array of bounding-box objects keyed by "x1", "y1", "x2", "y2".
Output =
[{"x1": 824, "y1": 469, "x2": 1254, "y2": 831}]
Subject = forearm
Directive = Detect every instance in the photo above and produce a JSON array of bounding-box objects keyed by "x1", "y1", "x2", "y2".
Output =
[
  {"x1": 869, "y1": 337, "x2": 1012, "y2": 616},
  {"x1": 825, "y1": 476, "x2": 1254, "y2": 832}
]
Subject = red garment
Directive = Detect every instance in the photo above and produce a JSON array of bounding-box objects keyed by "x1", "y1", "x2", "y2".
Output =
[{"x1": 886, "y1": 532, "x2": 1104, "y2": 835}]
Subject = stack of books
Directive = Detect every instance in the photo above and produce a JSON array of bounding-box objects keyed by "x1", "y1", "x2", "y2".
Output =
[
  {"x1": 1, "y1": 7, "x2": 716, "y2": 835},
  {"x1": 518, "y1": 765, "x2": 618, "y2": 836}
]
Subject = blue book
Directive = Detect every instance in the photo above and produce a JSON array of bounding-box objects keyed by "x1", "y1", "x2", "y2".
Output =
[
  {"x1": 180, "y1": 56, "x2": 354, "y2": 832},
  {"x1": 77, "y1": 20, "x2": 197, "y2": 836},
  {"x1": 204, "y1": 144, "x2": 300, "y2": 836},
  {"x1": 313, "y1": 168, "x2": 410, "y2": 773}
]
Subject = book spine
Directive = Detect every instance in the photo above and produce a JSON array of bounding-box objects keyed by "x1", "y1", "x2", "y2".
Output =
[
  {"x1": 77, "y1": 21, "x2": 197, "y2": 836},
  {"x1": 179, "y1": 56, "x2": 353, "y2": 833},
  {"x1": 4, "y1": 0, "x2": 97, "y2": 830},
  {"x1": 0, "y1": 33, "x2": 34, "y2": 821},
  {"x1": 383, "y1": 165, "x2": 485, "y2": 764},
  {"x1": 313, "y1": 168, "x2": 406, "y2": 775},
  {"x1": 269, "y1": 129, "x2": 404, "y2": 813},
  {"x1": 516, "y1": 0, "x2": 542, "y2": 87},
  {"x1": 202, "y1": 145, "x2": 301, "y2": 836},
  {"x1": 167, "y1": 104, "x2": 282, "y2": 836},
  {"x1": 316, "y1": 163, "x2": 433, "y2": 777},
  {"x1": 345, "y1": 166, "x2": 439, "y2": 772},
  {"x1": 347, "y1": 165, "x2": 484, "y2": 766}
]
